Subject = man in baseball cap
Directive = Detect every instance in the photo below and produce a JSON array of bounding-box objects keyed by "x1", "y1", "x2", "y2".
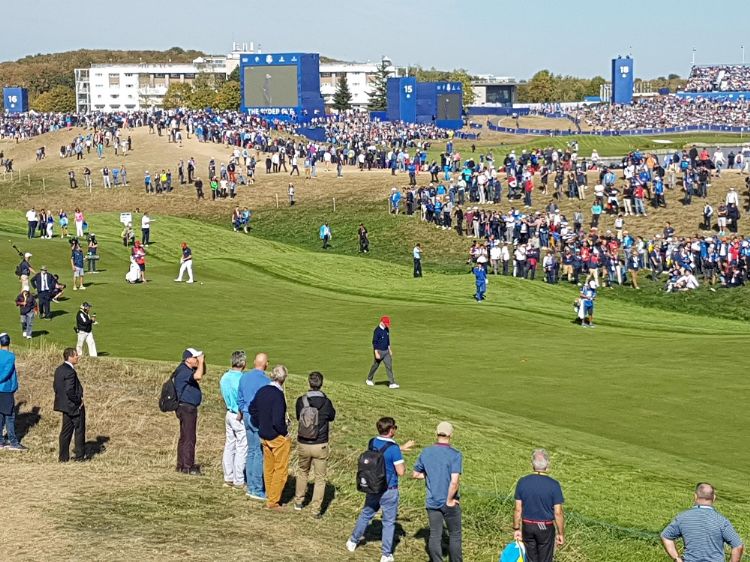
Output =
[
  {"x1": 412, "y1": 421, "x2": 463, "y2": 561},
  {"x1": 365, "y1": 316, "x2": 398, "y2": 389},
  {"x1": 173, "y1": 347, "x2": 205, "y2": 475}
]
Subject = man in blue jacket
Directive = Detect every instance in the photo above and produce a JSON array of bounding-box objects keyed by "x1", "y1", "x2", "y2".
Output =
[
  {"x1": 0, "y1": 333, "x2": 26, "y2": 451},
  {"x1": 238, "y1": 352, "x2": 270, "y2": 501},
  {"x1": 473, "y1": 263, "x2": 487, "y2": 301}
]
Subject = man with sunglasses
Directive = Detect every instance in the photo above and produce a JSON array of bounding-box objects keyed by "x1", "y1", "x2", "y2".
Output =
[{"x1": 346, "y1": 417, "x2": 414, "y2": 562}]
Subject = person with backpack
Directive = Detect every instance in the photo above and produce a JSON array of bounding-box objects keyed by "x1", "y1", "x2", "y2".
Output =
[
  {"x1": 346, "y1": 417, "x2": 415, "y2": 562},
  {"x1": 412, "y1": 421, "x2": 463, "y2": 562},
  {"x1": 173, "y1": 348, "x2": 205, "y2": 475},
  {"x1": 293, "y1": 371, "x2": 336, "y2": 518}
]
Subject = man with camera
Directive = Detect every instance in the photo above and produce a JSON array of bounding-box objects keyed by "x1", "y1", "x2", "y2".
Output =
[{"x1": 75, "y1": 302, "x2": 97, "y2": 358}]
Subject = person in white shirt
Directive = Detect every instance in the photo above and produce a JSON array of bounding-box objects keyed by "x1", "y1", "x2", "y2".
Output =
[
  {"x1": 141, "y1": 212, "x2": 152, "y2": 246},
  {"x1": 489, "y1": 244, "x2": 501, "y2": 275},
  {"x1": 726, "y1": 187, "x2": 739, "y2": 206},
  {"x1": 288, "y1": 183, "x2": 295, "y2": 206},
  {"x1": 713, "y1": 149, "x2": 725, "y2": 175},
  {"x1": 26, "y1": 208, "x2": 38, "y2": 239}
]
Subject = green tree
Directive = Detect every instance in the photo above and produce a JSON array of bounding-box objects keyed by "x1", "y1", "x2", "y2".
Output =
[
  {"x1": 332, "y1": 73, "x2": 352, "y2": 111},
  {"x1": 30, "y1": 85, "x2": 75, "y2": 112},
  {"x1": 367, "y1": 59, "x2": 392, "y2": 111},
  {"x1": 213, "y1": 80, "x2": 241, "y2": 110},
  {"x1": 448, "y1": 69, "x2": 476, "y2": 107},
  {"x1": 525, "y1": 70, "x2": 556, "y2": 102},
  {"x1": 188, "y1": 86, "x2": 216, "y2": 109},
  {"x1": 227, "y1": 65, "x2": 241, "y2": 83},
  {"x1": 161, "y1": 82, "x2": 193, "y2": 109}
]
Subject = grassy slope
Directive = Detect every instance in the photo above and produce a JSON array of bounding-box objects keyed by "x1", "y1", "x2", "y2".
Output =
[{"x1": 0, "y1": 212, "x2": 748, "y2": 561}]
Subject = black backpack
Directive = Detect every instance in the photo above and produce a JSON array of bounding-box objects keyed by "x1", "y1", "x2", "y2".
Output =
[
  {"x1": 356, "y1": 438, "x2": 397, "y2": 494},
  {"x1": 14, "y1": 262, "x2": 22, "y2": 277},
  {"x1": 158, "y1": 370, "x2": 180, "y2": 413}
]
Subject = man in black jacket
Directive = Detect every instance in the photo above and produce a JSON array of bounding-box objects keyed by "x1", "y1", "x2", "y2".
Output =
[
  {"x1": 75, "y1": 302, "x2": 97, "y2": 357},
  {"x1": 31, "y1": 266, "x2": 54, "y2": 319},
  {"x1": 293, "y1": 371, "x2": 336, "y2": 518},
  {"x1": 53, "y1": 348, "x2": 85, "y2": 462}
]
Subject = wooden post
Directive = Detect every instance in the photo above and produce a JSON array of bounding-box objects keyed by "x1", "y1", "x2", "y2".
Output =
[
  {"x1": 42, "y1": 178, "x2": 46, "y2": 190},
  {"x1": 275, "y1": 193, "x2": 279, "y2": 209},
  {"x1": 27, "y1": 174, "x2": 30, "y2": 186},
  {"x1": 333, "y1": 197, "x2": 336, "y2": 212}
]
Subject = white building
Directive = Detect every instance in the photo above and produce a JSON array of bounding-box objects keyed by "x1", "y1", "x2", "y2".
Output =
[
  {"x1": 319, "y1": 58, "x2": 397, "y2": 109},
  {"x1": 74, "y1": 43, "x2": 252, "y2": 112},
  {"x1": 75, "y1": 48, "x2": 398, "y2": 112}
]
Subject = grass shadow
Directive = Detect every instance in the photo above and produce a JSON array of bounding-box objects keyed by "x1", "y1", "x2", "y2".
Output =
[
  {"x1": 14, "y1": 401, "x2": 41, "y2": 441},
  {"x1": 84, "y1": 435, "x2": 110, "y2": 459},
  {"x1": 362, "y1": 520, "x2": 407, "y2": 552},
  {"x1": 48, "y1": 309, "x2": 68, "y2": 319}
]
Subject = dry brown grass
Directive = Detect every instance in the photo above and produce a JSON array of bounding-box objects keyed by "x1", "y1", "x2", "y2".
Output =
[{"x1": 0, "y1": 345, "x2": 384, "y2": 561}]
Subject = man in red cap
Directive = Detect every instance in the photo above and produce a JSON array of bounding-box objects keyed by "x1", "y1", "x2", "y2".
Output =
[{"x1": 366, "y1": 316, "x2": 399, "y2": 389}]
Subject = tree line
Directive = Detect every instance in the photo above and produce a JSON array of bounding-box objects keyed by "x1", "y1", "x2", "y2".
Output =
[{"x1": 0, "y1": 48, "x2": 204, "y2": 112}]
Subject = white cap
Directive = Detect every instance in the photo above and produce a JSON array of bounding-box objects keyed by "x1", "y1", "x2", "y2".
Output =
[
  {"x1": 183, "y1": 347, "x2": 204, "y2": 360},
  {"x1": 24, "y1": 252, "x2": 32, "y2": 258}
]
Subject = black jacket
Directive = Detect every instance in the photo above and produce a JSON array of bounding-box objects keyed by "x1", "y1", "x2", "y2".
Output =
[
  {"x1": 53, "y1": 362, "x2": 83, "y2": 415},
  {"x1": 76, "y1": 310, "x2": 93, "y2": 333},
  {"x1": 31, "y1": 271, "x2": 53, "y2": 293},
  {"x1": 295, "y1": 391, "x2": 336, "y2": 445}
]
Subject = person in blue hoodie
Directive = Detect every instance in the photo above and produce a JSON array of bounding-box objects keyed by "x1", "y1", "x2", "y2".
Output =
[{"x1": 0, "y1": 333, "x2": 25, "y2": 450}]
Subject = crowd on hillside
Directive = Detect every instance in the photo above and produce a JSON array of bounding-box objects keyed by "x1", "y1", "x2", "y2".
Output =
[
  {"x1": 685, "y1": 64, "x2": 750, "y2": 92},
  {"x1": 573, "y1": 96, "x2": 750, "y2": 131},
  {"x1": 388, "y1": 145, "x2": 750, "y2": 292}
]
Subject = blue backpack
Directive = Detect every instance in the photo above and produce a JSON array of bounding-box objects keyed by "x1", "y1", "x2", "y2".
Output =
[{"x1": 499, "y1": 541, "x2": 526, "y2": 562}]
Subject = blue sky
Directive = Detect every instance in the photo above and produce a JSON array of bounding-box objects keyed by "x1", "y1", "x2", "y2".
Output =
[{"x1": 4, "y1": 0, "x2": 746, "y2": 79}]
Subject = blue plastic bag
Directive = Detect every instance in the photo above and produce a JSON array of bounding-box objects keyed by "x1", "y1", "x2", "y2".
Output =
[{"x1": 499, "y1": 540, "x2": 526, "y2": 562}]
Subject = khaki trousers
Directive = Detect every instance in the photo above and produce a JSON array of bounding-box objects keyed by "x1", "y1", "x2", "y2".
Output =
[
  {"x1": 262, "y1": 434, "x2": 291, "y2": 508},
  {"x1": 294, "y1": 442, "x2": 329, "y2": 512}
]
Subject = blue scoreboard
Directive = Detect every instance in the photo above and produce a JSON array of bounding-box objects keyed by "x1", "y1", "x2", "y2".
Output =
[
  {"x1": 417, "y1": 81, "x2": 463, "y2": 129},
  {"x1": 611, "y1": 56, "x2": 634, "y2": 105},
  {"x1": 3, "y1": 87, "x2": 29, "y2": 113},
  {"x1": 386, "y1": 77, "x2": 417, "y2": 123},
  {"x1": 239, "y1": 53, "x2": 325, "y2": 122}
]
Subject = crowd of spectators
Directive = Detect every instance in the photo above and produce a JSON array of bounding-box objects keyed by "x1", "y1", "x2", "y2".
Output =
[
  {"x1": 685, "y1": 64, "x2": 750, "y2": 92},
  {"x1": 574, "y1": 96, "x2": 750, "y2": 131},
  {"x1": 390, "y1": 146, "x2": 750, "y2": 293}
]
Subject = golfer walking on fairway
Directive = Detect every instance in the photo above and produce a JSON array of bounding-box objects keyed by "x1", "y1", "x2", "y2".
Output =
[{"x1": 366, "y1": 316, "x2": 399, "y2": 389}]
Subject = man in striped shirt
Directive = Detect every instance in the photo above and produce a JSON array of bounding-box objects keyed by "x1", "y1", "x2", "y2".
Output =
[{"x1": 661, "y1": 483, "x2": 744, "y2": 562}]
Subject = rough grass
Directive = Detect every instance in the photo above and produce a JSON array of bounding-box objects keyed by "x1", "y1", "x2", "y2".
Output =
[{"x1": 4, "y1": 346, "x2": 742, "y2": 562}]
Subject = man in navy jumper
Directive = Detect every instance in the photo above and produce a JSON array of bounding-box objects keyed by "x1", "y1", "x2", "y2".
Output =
[
  {"x1": 366, "y1": 316, "x2": 399, "y2": 389},
  {"x1": 250, "y1": 364, "x2": 290, "y2": 510}
]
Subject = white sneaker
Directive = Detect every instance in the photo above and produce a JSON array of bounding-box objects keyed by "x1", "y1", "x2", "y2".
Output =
[
  {"x1": 389, "y1": 383, "x2": 400, "y2": 389},
  {"x1": 380, "y1": 555, "x2": 395, "y2": 562},
  {"x1": 174, "y1": 279, "x2": 181, "y2": 282},
  {"x1": 21, "y1": 332, "x2": 27, "y2": 339},
  {"x1": 345, "y1": 539, "x2": 358, "y2": 552},
  {"x1": 186, "y1": 280, "x2": 194, "y2": 284},
  {"x1": 365, "y1": 380, "x2": 374, "y2": 386},
  {"x1": 25, "y1": 335, "x2": 32, "y2": 340}
]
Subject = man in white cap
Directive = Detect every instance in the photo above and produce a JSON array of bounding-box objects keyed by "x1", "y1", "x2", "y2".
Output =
[
  {"x1": 412, "y1": 421, "x2": 463, "y2": 562},
  {"x1": 173, "y1": 347, "x2": 205, "y2": 475},
  {"x1": 18, "y1": 253, "x2": 34, "y2": 292}
]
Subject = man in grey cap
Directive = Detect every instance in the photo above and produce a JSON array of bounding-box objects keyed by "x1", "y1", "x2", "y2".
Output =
[
  {"x1": 412, "y1": 422, "x2": 463, "y2": 562},
  {"x1": 31, "y1": 265, "x2": 54, "y2": 319}
]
